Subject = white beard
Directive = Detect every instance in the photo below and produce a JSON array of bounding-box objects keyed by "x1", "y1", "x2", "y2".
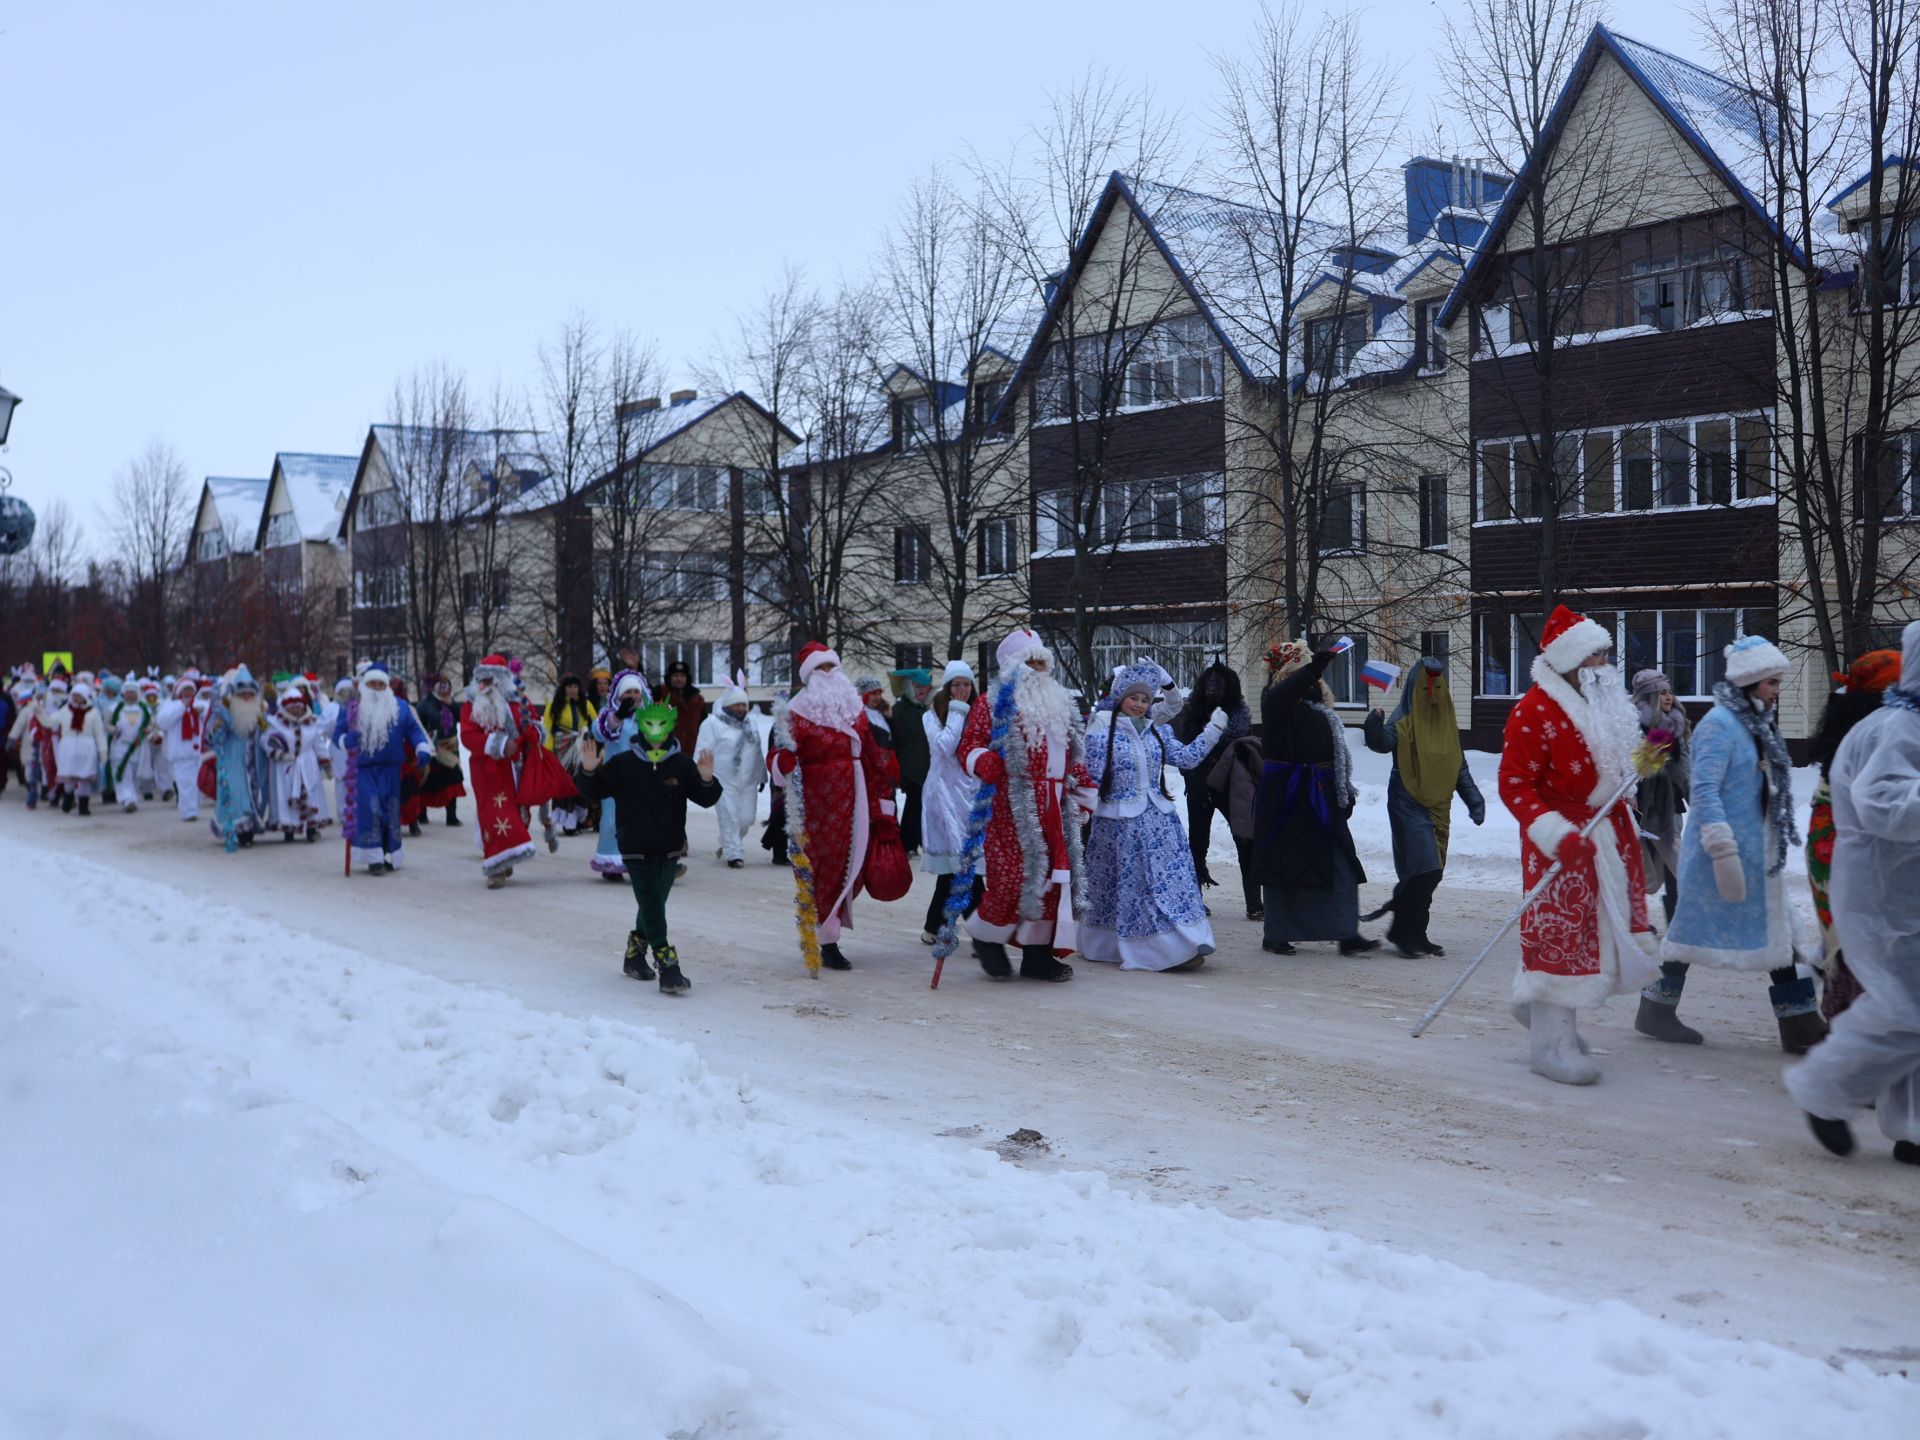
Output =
[
  {"x1": 227, "y1": 695, "x2": 262, "y2": 733},
  {"x1": 1576, "y1": 663, "x2": 1643, "y2": 787},
  {"x1": 1013, "y1": 662, "x2": 1077, "y2": 750},
  {"x1": 358, "y1": 686, "x2": 398, "y2": 753},
  {"x1": 788, "y1": 668, "x2": 863, "y2": 729},
  {"x1": 470, "y1": 684, "x2": 515, "y2": 733}
]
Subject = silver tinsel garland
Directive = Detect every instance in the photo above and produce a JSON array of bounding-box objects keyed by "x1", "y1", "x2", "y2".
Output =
[{"x1": 1001, "y1": 688, "x2": 1089, "y2": 922}]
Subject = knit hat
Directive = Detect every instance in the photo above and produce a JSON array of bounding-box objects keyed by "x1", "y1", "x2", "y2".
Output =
[
  {"x1": 797, "y1": 642, "x2": 839, "y2": 682},
  {"x1": 1630, "y1": 668, "x2": 1672, "y2": 699},
  {"x1": 854, "y1": 675, "x2": 886, "y2": 700},
  {"x1": 939, "y1": 658, "x2": 975, "y2": 686},
  {"x1": 1722, "y1": 635, "x2": 1790, "y2": 688},
  {"x1": 1538, "y1": 605, "x2": 1613, "y2": 673},
  {"x1": 1833, "y1": 649, "x2": 1901, "y2": 694}
]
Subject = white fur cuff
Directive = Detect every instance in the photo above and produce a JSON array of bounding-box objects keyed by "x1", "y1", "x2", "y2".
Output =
[
  {"x1": 964, "y1": 750, "x2": 987, "y2": 778},
  {"x1": 1527, "y1": 811, "x2": 1576, "y2": 858},
  {"x1": 879, "y1": 799, "x2": 896, "y2": 818}
]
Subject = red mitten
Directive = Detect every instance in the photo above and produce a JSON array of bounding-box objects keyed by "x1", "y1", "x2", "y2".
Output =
[
  {"x1": 770, "y1": 750, "x2": 797, "y2": 777},
  {"x1": 972, "y1": 750, "x2": 1006, "y2": 785},
  {"x1": 1556, "y1": 830, "x2": 1595, "y2": 867}
]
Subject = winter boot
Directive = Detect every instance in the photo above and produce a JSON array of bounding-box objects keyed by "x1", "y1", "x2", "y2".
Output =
[
  {"x1": 622, "y1": 931, "x2": 655, "y2": 981},
  {"x1": 1528, "y1": 1002, "x2": 1601, "y2": 1085},
  {"x1": 727, "y1": 858, "x2": 744, "y2": 869},
  {"x1": 77, "y1": 796, "x2": 90, "y2": 817},
  {"x1": 60, "y1": 790, "x2": 75, "y2": 813},
  {"x1": 655, "y1": 945, "x2": 691, "y2": 996},
  {"x1": 1339, "y1": 936, "x2": 1381, "y2": 956},
  {"x1": 1805, "y1": 1112, "x2": 1855, "y2": 1156},
  {"x1": 407, "y1": 821, "x2": 421, "y2": 837},
  {"x1": 973, "y1": 938, "x2": 1013, "y2": 980},
  {"x1": 1019, "y1": 944, "x2": 1073, "y2": 982},
  {"x1": 1770, "y1": 973, "x2": 1827, "y2": 1054},
  {"x1": 1894, "y1": 1140, "x2": 1920, "y2": 1166},
  {"x1": 485, "y1": 871, "x2": 507, "y2": 889},
  {"x1": 543, "y1": 818, "x2": 559, "y2": 853},
  {"x1": 445, "y1": 803, "x2": 459, "y2": 825},
  {"x1": 1510, "y1": 1000, "x2": 1591, "y2": 1053},
  {"x1": 819, "y1": 943, "x2": 852, "y2": 970},
  {"x1": 1634, "y1": 995, "x2": 1704, "y2": 1045}
]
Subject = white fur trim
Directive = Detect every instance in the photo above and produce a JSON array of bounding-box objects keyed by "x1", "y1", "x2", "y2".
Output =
[
  {"x1": 964, "y1": 750, "x2": 989, "y2": 779},
  {"x1": 799, "y1": 647, "x2": 840, "y2": 683},
  {"x1": 1723, "y1": 637, "x2": 1790, "y2": 688},
  {"x1": 1540, "y1": 617, "x2": 1612, "y2": 673},
  {"x1": 1526, "y1": 811, "x2": 1576, "y2": 860},
  {"x1": 1527, "y1": 659, "x2": 1623, "y2": 807},
  {"x1": 967, "y1": 914, "x2": 1016, "y2": 944},
  {"x1": 480, "y1": 839, "x2": 536, "y2": 874},
  {"x1": 879, "y1": 799, "x2": 896, "y2": 817}
]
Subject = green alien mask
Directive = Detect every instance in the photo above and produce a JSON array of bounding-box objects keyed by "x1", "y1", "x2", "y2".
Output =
[{"x1": 636, "y1": 701, "x2": 677, "y2": 761}]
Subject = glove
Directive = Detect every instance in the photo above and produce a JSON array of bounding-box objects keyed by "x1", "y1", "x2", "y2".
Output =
[
  {"x1": 972, "y1": 750, "x2": 1006, "y2": 785},
  {"x1": 1468, "y1": 798, "x2": 1486, "y2": 826},
  {"x1": 1702, "y1": 822, "x2": 1745, "y2": 903},
  {"x1": 1207, "y1": 707, "x2": 1228, "y2": 730},
  {"x1": 1555, "y1": 830, "x2": 1594, "y2": 867}
]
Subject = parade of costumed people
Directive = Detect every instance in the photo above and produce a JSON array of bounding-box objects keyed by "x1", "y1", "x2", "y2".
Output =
[
  {"x1": 693, "y1": 671, "x2": 764, "y2": 868},
  {"x1": 1497, "y1": 605, "x2": 1663, "y2": 1086},
  {"x1": 917, "y1": 659, "x2": 982, "y2": 944},
  {"x1": 1786, "y1": 619, "x2": 1920, "y2": 1167},
  {"x1": 1646, "y1": 635, "x2": 1823, "y2": 1054},
  {"x1": 107, "y1": 674, "x2": 158, "y2": 811},
  {"x1": 1172, "y1": 658, "x2": 1254, "y2": 914},
  {"x1": 336, "y1": 663, "x2": 433, "y2": 874},
  {"x1": 768, "y1": 642, "x2": 901, "y2": 971},
  {"x1": 1805, "y1": 648, "x2": 1902, "y2": 1023},
  {"x1": 955, "y1": 626, "x2": 1094, "y2": 983},
  {"x1": 1630, "y1": 667, "x2": 1692, "y2": 925},
  {"x1": 577, "y1": 697, "x2": 721, "y2": 995},
  {"x1": 1081, "y1": 659, "x2": 1229, "y2": 973},
  {"x1": 1362, "y1": 656, "x2": 1486, "y2": 958},
  {"x1": 155, "y1": 675, "x2": 206, "y2": 820},
  {"x1": 591, "y1": 670, "x2": 649, "y2": 881},
  {"x1": 1254, "y1": 638, "x2": 1377, "y2": 958},
  {"x1": 460, "y1": 654, "x2": 574, "y2": 888}
]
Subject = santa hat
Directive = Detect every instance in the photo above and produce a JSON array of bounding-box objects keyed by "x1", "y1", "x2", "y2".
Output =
[
  {"x1": 281, "y1": 681, "x2": 309, "y2": 706},
  {"x1": 172, "y1": 677, "x2": 197, "y2": 697},
  {"x1": 718, "y1": 670, "x2": 750, "y2": 708},
  {"x1": 473, "y1": 654, "x2": 512, "y2": 685},
  {"x1": 70, "y1": 682, "x2": 94, "y2": 706},
  {"x1": 939, "y1": 659, "x2": 975, "y2": 687},
  {"x1": 1723, "y1": 634, "x2": 1791, "y2": 688},
  {"x1": 225, "y1": 664, "x2": 260, "y2": 695},
  {"x1": 610, "y1": 669, "x2": 648, "y2": 702},
  {"x1": 797, "y1": 642, "x2": 840, "y2": 683},
  {"x1": 995, "y1": 627, "x2": 1048, "y2": 672},
  {"x1": 360, "y1": 663, "x2": 392, "y2": 685},
  {"x1": 48, "y1": 677, "x2": 69, "y2": 694},
  {"x1": 1537, "y1": 605, "x2": 1613, "y2": 674}
]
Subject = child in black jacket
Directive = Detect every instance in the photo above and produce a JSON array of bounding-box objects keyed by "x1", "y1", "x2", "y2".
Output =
[{"x1": 578, "y1": 701, "x2": 722, "y2": 994}]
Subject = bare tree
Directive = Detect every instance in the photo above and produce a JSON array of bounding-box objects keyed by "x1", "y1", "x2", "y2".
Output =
[
  {"x1": 100, "y1": 440, "x2": 192, "y2": 669},
  {"x1": 1213, "y1": 3, "x2": 1429, "y2": 655},
  {"x1": 873, "y1": 167, "x2": 1033, "y2": 662}
]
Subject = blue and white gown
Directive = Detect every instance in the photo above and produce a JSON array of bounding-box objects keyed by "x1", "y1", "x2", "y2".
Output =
[{"x1": 1081, "y1": 711, "x2": 1227, "y2": 970}]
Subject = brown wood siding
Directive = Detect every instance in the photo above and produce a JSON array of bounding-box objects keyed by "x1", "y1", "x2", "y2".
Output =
[
  {"x1": 1472, "y1": 505, "x2": 1776, "y2": 592},
  {"x1": 1030, "y1": 546, "x2": 1227, "y2": 612},
  {"x1": 1470, "y1": 319, "x2": 1775, "y2": 438},
  {"x1": 1029, "y1": 399, "x2": 1225, "y2": 486}
]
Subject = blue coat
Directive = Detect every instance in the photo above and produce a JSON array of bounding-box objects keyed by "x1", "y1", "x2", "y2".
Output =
[
  {"x1": 1661, "y1": 703, "x2": 1795, "y2": 970},
  {"x1": 334, "y1": 699, "x2": 430, "y2": 768}
]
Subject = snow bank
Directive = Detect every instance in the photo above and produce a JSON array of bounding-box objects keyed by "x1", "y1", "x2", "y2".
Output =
[{"x1": 2, "y1": 834, "x2": 1909, "y2": 1438}]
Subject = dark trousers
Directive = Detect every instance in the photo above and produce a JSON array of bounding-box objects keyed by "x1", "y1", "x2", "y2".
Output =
[
  {"x1": 1647, "y1": 960, "x2": 1813, "y2": 1015},
  {"x1": 1184, "y1": 783, "x2": 1220, "y2": 884},
  {"x1": 762, "y1": 790, "x2": 789, "y2": 863},
  {"x1": 924, "y1": 872, "x2": 985, "y2": 935},
  {"x1": 1386, "y1": 869, "x2": 1442, "y2": 949},
  {"x1": 626, "y1": 857, "x2": 677, "y2": 948},
  {"x1": 900, "y1": 779, "x2": 924, "y2": 854}
]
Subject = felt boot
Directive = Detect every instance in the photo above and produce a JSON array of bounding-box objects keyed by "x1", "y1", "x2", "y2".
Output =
[
  {"x1": 1770, "y1": 973, "x2": 1827, "y2": 1055},
  {"x1": 1634, "y1": 995, "x2": 1704, "y2": 1045},
  {"x1": 1529, "y1": 1002, "x2": 1601, "y2": 1085},
  {"x1": 1019, "y1": 944, "x2": 1073, "y2": 982},
  {"x1": 973, "y1": 939, "x2": 1013, "y2": 980},
  {"x1": 1805, "y1": 1112, "x2": 1855, "y2": 1156},
  {"x1": 1510, "y1": 1000, "x2": 1591, "y2": 1053},
  {"x1": 819, "y1": 943, "x2": 852, "y2": 971}
]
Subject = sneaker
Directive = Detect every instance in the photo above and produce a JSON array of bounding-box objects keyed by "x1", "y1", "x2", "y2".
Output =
[
  {"x1": 919, "y1": 930, "x2": 938, "y2": 946},
  {"x1": 622, "y1": 932, "x2": 655, "y2": 981}
]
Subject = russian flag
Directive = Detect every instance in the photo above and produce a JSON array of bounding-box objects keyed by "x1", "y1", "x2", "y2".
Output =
[{"x1": 1360, "y1": 659, "x2": 1401, "y2": 692}]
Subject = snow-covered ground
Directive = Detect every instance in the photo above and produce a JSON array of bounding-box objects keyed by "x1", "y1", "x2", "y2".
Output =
[{"x1": 1, "y1": 791, "x2": 1912, "y2": 1435}]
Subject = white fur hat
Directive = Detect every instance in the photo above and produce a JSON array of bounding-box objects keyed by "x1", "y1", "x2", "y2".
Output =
[
  {"x1": 939, "y1": 659, "x2": 975, "y2": 686},
  {"x1": 1723, "y1": 635, "x2": 1790, "y2": 688},
  {"x1": 995, "y1": 627, "x2": 1047, "y2": 671},
  {"x1": 718, "y1": 670, "x2": 750, "y2": 708}
]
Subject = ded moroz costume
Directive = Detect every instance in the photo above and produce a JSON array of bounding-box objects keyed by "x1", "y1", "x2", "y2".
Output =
[{"x1": 336, "y1": 662, "x2": 433, "y2": 873}]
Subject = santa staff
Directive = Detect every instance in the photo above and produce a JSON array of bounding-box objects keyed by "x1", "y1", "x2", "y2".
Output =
[
  {"x1": 1497, "y1": 604, "x2": 1661, "y2": 1085},
  {"x1": 768, "y1": 642, "x2": 899, "y2": 970}
]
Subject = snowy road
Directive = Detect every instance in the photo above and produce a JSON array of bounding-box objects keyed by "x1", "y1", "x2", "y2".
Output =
[{"x1": 8, "y1": 788, "x2": 1915, "y2": 1372}]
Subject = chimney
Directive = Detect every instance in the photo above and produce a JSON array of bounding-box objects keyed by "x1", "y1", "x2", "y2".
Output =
[
  {"x1": 669, "y1": 388, "x2": 698, "y2": 407},
  {"x1": 617, "y1": 397, "x2": 662, "y2": 423}
]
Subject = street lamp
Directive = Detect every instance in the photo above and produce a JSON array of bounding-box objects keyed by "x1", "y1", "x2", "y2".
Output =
[
  {"x1": 0, "y1": 386, "x2": 19, "y2": 446},
  {"x1": 0, "y1": 386, "x2": 32, "y2": 556}
]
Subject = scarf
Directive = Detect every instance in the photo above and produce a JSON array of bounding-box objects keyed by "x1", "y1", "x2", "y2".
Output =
[
  {"x1": 1306, "y1": 700, "x2": 1355, "y2": 809},
  {"x1": 1711, "y1": 679, "x2": 1793, "y2": 876},
  {"x1": 1393, "y1": 667, "x2": 1462, "y2": 812}
]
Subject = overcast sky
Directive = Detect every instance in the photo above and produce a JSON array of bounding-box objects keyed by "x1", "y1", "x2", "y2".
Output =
[{"x1": 2, "y1": 0, "x2": 1681, "y2": 546}]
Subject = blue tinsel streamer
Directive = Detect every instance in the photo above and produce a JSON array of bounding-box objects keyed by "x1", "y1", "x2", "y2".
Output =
[{"x1": 929, "y1": 677, "x2": 1014, "y2": 961}]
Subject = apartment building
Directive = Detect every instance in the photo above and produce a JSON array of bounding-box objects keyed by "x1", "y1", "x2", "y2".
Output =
[{"x1": 254, "y1": 452, "x2": 356, "y2": 678}]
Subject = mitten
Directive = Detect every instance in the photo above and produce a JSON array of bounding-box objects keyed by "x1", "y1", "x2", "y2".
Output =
[
  {"x1": 1468, "y1": 797, "x2": 1486, "y2": 826},
  {"x1": 1701, "y1": 822, "x2": 1745, "y2": 903},
  {"x1": 972, "y1": 750, "x2": 1006, "y2": 785},
  {"x1": 1207, "y1": 707, "x2": 1228, "y2": 730},
  {"x1": 1555, "y1": 830, "x2": 1595, "y2": 867},
  {"x1": 770, "y1": 750, "x2": 797, "y2": 777}
]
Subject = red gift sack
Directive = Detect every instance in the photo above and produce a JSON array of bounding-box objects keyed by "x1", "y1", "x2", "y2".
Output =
[
  {"x1": 863, "y1": 811, "x2": 913, "y2": 902},
  {"x1": 515, "y1": 739, "x2": 579, "y2": 808},
  {"x1": 196, "y1": 752, "x2": 217, "y2": 799}
]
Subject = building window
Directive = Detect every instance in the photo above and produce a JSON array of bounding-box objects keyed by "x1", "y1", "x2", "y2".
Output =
[
  {"x1": 1492, "y1": 217, "x2": 1752, "y2": 347},
  {"x1": 1854, "y1": 431, "x2": 1920, "y2": 519},
  {"x1": 1322, "y1": 634, "x2": 1371, "y2": 706},
  {"x1": 357, "y1": 487, "x2": 404, "y2": 529},
  {"x1": 1417, "y1": 474, "x2": 1448, "y2": 549},
  {"x1": 197, "y1": 528, "x2": 228, "y2": 561},
  {"x1": 640, "y1": 641, "x2": 717, "y2": 688},
  {"x1": 334, "y1": 586, "x2": 348, "y2": 619},
  {"x1": 740, "y1": 469, "x2": 781, "y2": 514},
  {"x1": 1036, "y1": 313, "x2": 1221, "y2": 421},
  {"x1": 1036, "y1": 474, "x2": 1223, "y2": 552},
  {"x1": 641, "y1": 551, "x2": 726, "y2": 601},
  {"x1": 1042, "y1": 618, "x2": 1228, "y2": 696},
  {"x1": 1317, "y1": 484, "x2": 1366, "y2": 555},
  {"x1": 974, "y1": 378, "x2": 1011, "y2": 434},
  {"x1": 894, "y1": 643, "x2": 934, "y2": 671},
  {"x1": 1477, "y1": 607, "x2": 1775, "y2": 697},
  {"x1": 895, "y1": 524, "x2": 930, "y2": 584},
  {"x1": 459, "y1": 570, "x2": 510, "y2": 613},
  {"x1": 1304, "y1": 311, "x2": 1367, "y2": 377},
  {"x1": 265, "y1": 511, "x2": 300, "y2": 548},
  {"x1": 979, "y1": 516, "x2": 1019, "y2": 576},
  {"x1": 1416, "y1": 299, "x2": 1448, "y2": 372},
  {"x1": 896, "y1": 394, "x2": 936, "y2": 444},
  {"x1": 1420, "y1": 630, "x2": 1451, "y2": 671},
  {"x1": 1477, "y1": 413, "x2": 1773, "y2": 523},
  {"x1": 354, "y1": 565, "x2": 405, "y2": 609},
  {"x1": 749, "y1": 642, "x2": 792, "y2": 689}
]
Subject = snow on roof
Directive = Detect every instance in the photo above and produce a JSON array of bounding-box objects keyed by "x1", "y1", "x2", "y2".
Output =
[
  {"x1": 1606, "y1": 30, "x2": 1772, "y2": 212},
  {"x1": 272, "y1": 452, "x2": 356, "y2": 544},
  {"x1": 204, "y1": 476, "x2": 268, "y2": 550}
]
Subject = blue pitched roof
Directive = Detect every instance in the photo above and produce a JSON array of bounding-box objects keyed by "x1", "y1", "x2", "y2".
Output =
[{"x1": 1440, "y1": 25, "x2": 1795, "y2": 327}]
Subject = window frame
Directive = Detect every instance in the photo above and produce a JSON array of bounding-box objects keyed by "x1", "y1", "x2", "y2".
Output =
[
  {"x1": 1417, "y1": 473, "x2": 1448, "y2": 550},
  {"x1": 894, "y1": 523, "x2": 931, "y2": 585},
  {"x1": 1475, "y1": 606, "x2": 1777, "y2": 699}
]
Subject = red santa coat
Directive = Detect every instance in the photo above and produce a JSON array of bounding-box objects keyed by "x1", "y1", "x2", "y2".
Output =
[
  {"x1": 460, "y1": 703, "x2": 542, "y2": 871},
  {"x1": 958, "y1": 682, "x2": 1096, "y2": 955},
  {"x1": 1498, "y1": 662, "x2": 1660, "y2": 1009},
  {"x1": 770, "y1": 707, "x2": 898, "y2": 942}
]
